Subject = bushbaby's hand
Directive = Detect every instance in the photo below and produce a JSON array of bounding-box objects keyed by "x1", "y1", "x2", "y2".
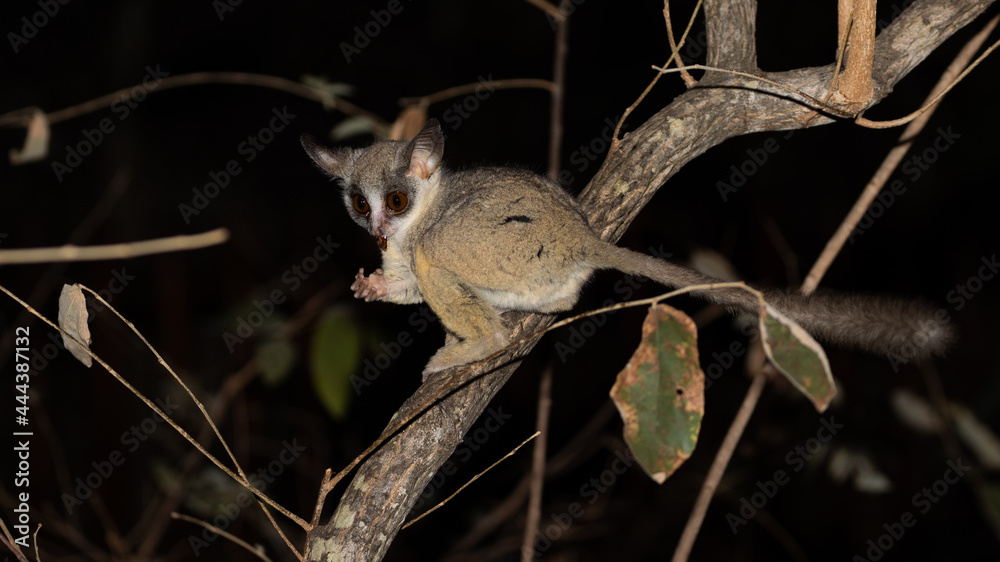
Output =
[{"x1": 350, "y1": 268, "x2": 389, "y2": 301}]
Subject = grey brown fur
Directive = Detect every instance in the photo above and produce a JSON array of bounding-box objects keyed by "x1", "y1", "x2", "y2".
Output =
[{"x1": 301, "y1": 119, "x2": 952, "y2": 375}]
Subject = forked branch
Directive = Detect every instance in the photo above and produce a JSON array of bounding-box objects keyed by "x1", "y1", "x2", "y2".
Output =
[{"x1": 305, "y1": 1, "x2": 997, "y2": 560}]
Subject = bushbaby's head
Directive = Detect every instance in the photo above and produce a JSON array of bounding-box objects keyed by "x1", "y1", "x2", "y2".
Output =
[{"x1": 300, "y1": 119, "x2": 444, "y2": 249}]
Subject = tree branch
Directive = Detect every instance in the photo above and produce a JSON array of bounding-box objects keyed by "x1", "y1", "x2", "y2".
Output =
[{"x1": 305, "y1": 1, "x2": 996, "y2": 560}]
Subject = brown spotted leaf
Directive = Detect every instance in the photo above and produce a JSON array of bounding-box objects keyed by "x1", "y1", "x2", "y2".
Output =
[
  {"x1": 58, "y1": 284, "x2": 92, "y2": 367},
  {"x1": 610, "y1": 304, "x2": 704, "y2": 484},
  {"x1": 759, "y1": 302, "x2": 836, "y2": 412}
]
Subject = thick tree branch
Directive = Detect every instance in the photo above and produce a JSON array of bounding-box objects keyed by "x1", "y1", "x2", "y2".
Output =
[{"x1": 306, "y1": 1, "x2": 996, "y2": 560}]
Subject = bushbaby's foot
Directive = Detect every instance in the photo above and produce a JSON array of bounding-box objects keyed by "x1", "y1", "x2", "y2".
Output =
[
  {"x1": 350, "y1": 268, "x2": 389, "y2": 301},
  {"x1": 421, "y1": 330, "x2": 510, "y2": 381}
]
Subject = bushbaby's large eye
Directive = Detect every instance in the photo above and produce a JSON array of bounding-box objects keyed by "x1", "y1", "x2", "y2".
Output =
[
  {"x1": 385, "y1": 191, "x2": 408, "y2": 213},
  {"x1": 352, "y1": 194, "x2": 370, "y2": 215}
]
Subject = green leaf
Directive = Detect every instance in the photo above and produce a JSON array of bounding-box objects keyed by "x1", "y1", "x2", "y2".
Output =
[
  {"x1": 978, "y1": 480, "x2": 1000, "y2": 538},
  {"x1": 310, "y1": 308, "x2": 361, "y2": 420},
  {"x1": 610, "y1": 304, "x2": 705, "y2": 484},
  {"x1": 256, "y1": 340, "x2": 297, "y2": 386},
  {"x1": 759, "y1": 302, "x2": 836, "y2": 412}
]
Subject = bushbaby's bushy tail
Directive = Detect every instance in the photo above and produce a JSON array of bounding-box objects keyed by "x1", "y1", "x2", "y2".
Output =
[{"x1": 588, "y1": 243, "x2": 953, "y2": 359}]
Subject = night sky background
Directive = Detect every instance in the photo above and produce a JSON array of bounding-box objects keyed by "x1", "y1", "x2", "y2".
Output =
[{"x1": 2, "y1": 1, "x2": 1000, "y2": 560}]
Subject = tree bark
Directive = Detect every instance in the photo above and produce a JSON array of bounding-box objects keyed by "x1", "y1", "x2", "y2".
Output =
[{"x1": 305, "y1": 1, "x2": 995, "y2": 560}]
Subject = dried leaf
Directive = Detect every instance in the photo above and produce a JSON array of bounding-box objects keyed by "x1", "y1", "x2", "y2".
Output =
[
  {"x1": 9, "y1": 109, "x2": 50, "y2": 165},
  {"x1": 331, "y1": 116, "x2": 378, "y2": 141},
  {"x1": 388, "y1": 106, "x2": 429, "y2": 141},
  {"x1": 759, "y1": 302, "x2": 835, "y2": 412},
  {"x1": 828, "y1": 448, "x2": 892, "y2": 493},
  {"x1": 890, "y1": 388, "x2": 944, "y2": 433},
  {"x1": 610, "y1": 304, "x2": 704, "y2": 484},
  {"x1": 952, "y1": 404, "x2": 1000, "y2": 470},
  {"x1": 300, "y1": 75, "x2": 356, "y2": 109},
  {"x1": 57, "y1": 284, "x2": 92, "y2": 367}
]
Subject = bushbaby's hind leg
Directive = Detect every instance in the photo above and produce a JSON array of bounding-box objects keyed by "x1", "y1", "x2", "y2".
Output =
[{"x1": 415, "y1": 247, "x2": 508, "y2": 377}]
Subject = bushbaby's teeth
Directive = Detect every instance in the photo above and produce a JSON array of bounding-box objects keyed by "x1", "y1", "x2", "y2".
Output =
[{"x1": 378, "y1": 236, "x2": 388, "y2": 250}]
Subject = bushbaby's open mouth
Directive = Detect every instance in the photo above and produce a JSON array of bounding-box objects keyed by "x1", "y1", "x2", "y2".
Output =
[{"x1": 377, "y1": 235, "x2": 388, "y2": 250}]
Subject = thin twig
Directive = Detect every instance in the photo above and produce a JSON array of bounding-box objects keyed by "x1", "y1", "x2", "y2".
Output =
[
  {"x1": 671, "y1": 369, "x2": 768, "y2": 562},
  {"x1": 666, "y1": 14, "x2": 1000, "y2": 559},
  {"x1": 0, "y1": 229, "x2": 229, "y2": 265},
  {"x1": 0, "y1": 518, "x2": 30, "y2": 562},
  {"x1": 398, "y1": 78, "x2": 555, "y2": 107},
  {"x1": 134, "y1": 283, "x2": 336, "y2": 554},
  {"x1": 133, "y1": 359, "x2": 259, "y2": 553},
  {"x1": 653, "y1": 64, "x2": 855, "y2": 118},
  {"x1": 856, "y1": 32, "x2": 1000, "y2": 128},
  {"x1": 522, "y1": 0, "x2": 564, "y2": 20},
  {"x1": 664, "y1": 0, "x2": 696, "y2": 86},
  {"x1": 547, "y1": 0, "x2": 571, "y2": 179},
  {"x1": 654, "y1": 27, "x2": 1000, "y2": 130},
  {"x1": 802, "y1": 12, "x2": 1000, "y2": 294},
  {"x1": 402, "y1": 432, "x2": 540, "y2": 529},
  {"x1": 76, "y1": 287, "x2": 305, "y2": 559},
  {"x1": 612, "y1": 0, "x2": 702, "y2": 147},
  {"x1": 452, "y1": 402, "x2": 616, "y2": 553},
  {"x1": 310, "y1": 470, "x2": 335, "y2": 529},
  {"x1": 0, "y1": 284, "x2": 306, "y2": 532},
  {"x1": 171, "y1": 513, "x2": 274, "y2": 562},
  {"x1": 0, "y1": 72, "x2": 387, "y2": 127},
  {"x1": 32, "y1": 525, "x2": 42, "y2": 562},
  {"x1": 520, "y1": 367, "x2": 553, "y2": 561},
  {"x1": 0, "y1": 168, "x2": 130, "y2": 394}
]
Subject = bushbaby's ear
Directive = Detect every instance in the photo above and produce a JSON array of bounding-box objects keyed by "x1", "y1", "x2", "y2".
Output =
[
  {"x1": 405, "y1": 119, "x2": 444, "y2": 180},
  {"x1": 300, "y1": 135, "x2": 351, "y2": 179}
]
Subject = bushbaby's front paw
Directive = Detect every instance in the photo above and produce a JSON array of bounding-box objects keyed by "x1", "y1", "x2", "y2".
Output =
[{"x1": 350, "y1": 268, "x2": 389, "y2": 301}]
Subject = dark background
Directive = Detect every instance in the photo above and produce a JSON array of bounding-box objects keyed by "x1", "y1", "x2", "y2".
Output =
[{"x1": 2, "y1": 0, "x2": 999, "y2": 560}]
